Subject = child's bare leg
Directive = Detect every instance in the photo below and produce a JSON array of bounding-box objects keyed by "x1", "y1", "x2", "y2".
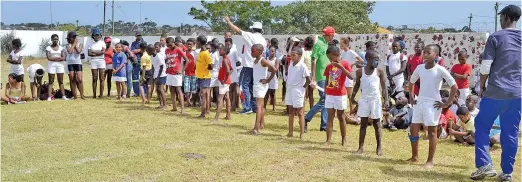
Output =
[
  {"x1": 407, "y1": 123, "x2": 421, "y2": 162},
  {"x1": 297, "y1": 107, "x2": 305, "y2": 140},
  {"x1": 325, "y1": 108, "x2": 336, "y2": 145},
  {"x1": 490, "y1": 135, "x2": 500, "y2": 146},
  {"x1": 139, "y1": 85, "x2": 147, "y2": 105},
  {"x1": 198, "y1": 88, "x2": 206, "y2": 117},
  {"x1": 373, "y1": 119, "x2": 383, "y2": 156},
  {"x1": 252, "y1": 98, "x2": 264, "y2": 135},
  {"x1": 337, "y1": 110, "x2": 347, "y2": 146},
  {"x1": 264, "y1": 91, "x2": 269, "y2": 110},
  {"x1": 170, "y1": 86, "x2": 177, "y2": 111},
  {"x1": 271, "y1": 90, "x2": 276, "y2": 111},
  {"x1": 116, "y1": 82, "x2": 121, "y2": 100},
  {"x1": 287, "y1": 106, "x2": 295, "y2": 137},
  {"x1": 121, "y1": 82, "x2": 127, "y2": 100},
  {"x1": 224, "y1": 92, "x2": 231, "y2": 120},
  {"x1": 214, "y1": 94, "x2": 225, "y2": 121},
  {"x1": 260, "y1": 107, "x2": 265, "y2": 129},
  {"x1": 176, "y1": 87, "x2": 184, "y2": 113},
  {"x1": 158, "y1": 85, "x2": 166, "y2": 109},
  {"x1": 356, "y1": 117, "x2": 369, "y2": 154},
  {"x1": 206, "y1": 89, "x2": 211, "y2": 114},
  {"x1": 425, "y1": 126, "x2": 438, "y2": 168},
  {"x1": 346, "y1": 87, "x2": 353, "y2": 114}
]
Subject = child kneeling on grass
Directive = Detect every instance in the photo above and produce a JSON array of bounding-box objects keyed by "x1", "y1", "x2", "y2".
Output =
[
  {"x1": 285, "y1": 47, "x2": 311, "y2": 140},
  {"x1": 323, "y1": 45, "x2": 352, "y2": 146},
  {"x1": 351, "y1": 50, "x2": 389, "y2": 156},
  {"x1": 112, "y1": 43, "x2": 128, "y2": 101}
]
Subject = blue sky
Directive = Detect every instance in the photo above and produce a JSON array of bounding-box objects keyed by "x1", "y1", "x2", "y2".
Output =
[{"x1": 1, "y1": 1, "x2": 520, "y2": 33}]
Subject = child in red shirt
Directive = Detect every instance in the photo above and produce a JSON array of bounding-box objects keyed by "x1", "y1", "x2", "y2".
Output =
[
  {"x1": 323, "y1": 45, "x2": 352, "y2": 146},
  {"x1": 165, "y1": 37, "x2": 189, "y2": 114},
  {"x1": 214, "y1": 44, "x2": 232, "y2": 122},
  {"x1": 184, "y1": 39, "x2": 197, "y2": 107},
  {"x1": 406, "y1": 42, "x2": 424, "y2": 97},
  {"x1": 450, "y1": 51, "x2": 472, "y2": 106}
]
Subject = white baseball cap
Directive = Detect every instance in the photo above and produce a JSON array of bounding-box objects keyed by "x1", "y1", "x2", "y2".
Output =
[{"x1": 249, "y1": 22, "x2": 263, "y2": 30}]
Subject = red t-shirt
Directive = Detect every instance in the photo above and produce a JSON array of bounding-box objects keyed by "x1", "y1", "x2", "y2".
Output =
[
  {"x1": 218, "y1": 56, "x2": 232, "y2": 84},
  {"x1": 104, "y1": 47, "x2": 114, "y2": 64},
  {"x1": 165, "y1": 47, "x2": 185, "y2": 75},
  {"x1": 185, "y1": 51, "x2": 196, "y2": 76},
  {"x1": 323, "y1": 60, "x2": 352, "y2": 96},
  {"x1": 450, "y1": 64, "x2": 472, "y2": 89},
  {"x1": 408, "y1": 54, "x2": 423, "y2": 96},
  {"x1": 440, "y1": 109, "x2": 456, "y2": 130}
]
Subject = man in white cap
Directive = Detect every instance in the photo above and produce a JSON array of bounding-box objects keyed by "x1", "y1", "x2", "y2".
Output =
[{"x1": 224, "y1": 16, "x2": 266, "y2": 114}]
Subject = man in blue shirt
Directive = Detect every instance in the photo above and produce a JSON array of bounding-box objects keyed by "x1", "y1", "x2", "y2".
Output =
[
  {"x1": 131, "y1": 31, "x2": 146, "y2": 96},
  {"x1": 471, "y1": 5, "x2": 521, "y2": 182}
]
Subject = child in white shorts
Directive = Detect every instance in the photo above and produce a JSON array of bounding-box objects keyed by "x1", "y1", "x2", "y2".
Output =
[
  {"x1": 350, "y1": 50, "x2": 389, "y2": 156},
  {"x1": 407, "y1": 44, "x2": 457, "y2": 168},
  {"x1": 285, "y1": 47, "x2": 310, "y2": 140},
  {"x1": 250, "y1": 44, "x2": 277, "y2": 135},
  {"x1": 323, "y1": 45, "x2": 352, "y2": 146}
]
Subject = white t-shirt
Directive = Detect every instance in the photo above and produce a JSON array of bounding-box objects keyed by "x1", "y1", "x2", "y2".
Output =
[
  {"x1": 46, "y1": 45, "x2": 64, "y2": 60},
  {"x1": 287, "y1": 60, "x2": 310, "y2": 87},
  {"x1": 410, "y1": 64, "x2": 456, "y2": 102},
  {"x1": 88, "y1": 40, "x2": 106, "y2": 60},
  {"x1": 66, "y1": 43, "x2": 83, "y2": 65},
  {"x1": 341, "y1": 49, "x2": 361, "y2": 79},
  {"x1": 228, "y1": 45, "x2": 242, "y2": 83},
  {"x1": 241, "y1": 31, "x2": 265, "y2": 68},
  {"x1": 385, "y1": 52, "x2": 407, "y2": 79},
  {"x1": 152, "y1": 52, "x2": 167, "y2": 78},
  {"x1": 26, "y1": 64, "x2": 45, "y2": 80},
  {"x1": 9, "y1": 50, "x2": 24, "y2": 75},
  {"x1": 210, "y1": 51, "x2": 221, "y2": 78}
]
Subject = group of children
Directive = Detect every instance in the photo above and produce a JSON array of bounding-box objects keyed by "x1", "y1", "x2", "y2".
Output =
[{"x1": 4, "y1": 29, "x2": 490, "y2": 168}]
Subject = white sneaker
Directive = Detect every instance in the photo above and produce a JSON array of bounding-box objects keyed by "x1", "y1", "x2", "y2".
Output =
[
  {"x1": 62, "y1": 96, "x2": 70, "y2": 101},
  {"x1": 47, "y1": 97, "x2": 52, "y2": 101}
]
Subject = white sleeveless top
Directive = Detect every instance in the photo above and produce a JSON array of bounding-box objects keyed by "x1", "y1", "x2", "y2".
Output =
[
  {"x1": 360, "y1": 68, "x2": 381, "y2": 100},
  {"x1": 253, "y1": 58, "x2": 268, "y2": 84}
]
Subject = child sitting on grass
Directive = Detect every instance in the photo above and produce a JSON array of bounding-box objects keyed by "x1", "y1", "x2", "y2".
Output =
[
  {"x1": 4, "y1": 73, "x2": 26, "y2": 104},
  {"x1": 465, "y1": 95, "x2": 480, "y2": 117},
  {"x1": 383, "y1": 96, "x2": 411, "y2": 131},
  {"x1": 448, "y1": 106, "x2": 475, "y2": 145}
]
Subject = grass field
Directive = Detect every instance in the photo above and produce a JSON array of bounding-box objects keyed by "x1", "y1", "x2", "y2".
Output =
[{"x1": 1, "y1": 58, "x2": 520, "y2": 181}]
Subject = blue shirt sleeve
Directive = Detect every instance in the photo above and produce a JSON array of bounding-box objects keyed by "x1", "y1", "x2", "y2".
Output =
[{"x1": 482, "y1": 35, "x2": 497, "y2": 61}]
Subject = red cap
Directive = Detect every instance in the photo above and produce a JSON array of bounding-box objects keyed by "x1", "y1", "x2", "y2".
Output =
[
  {"x1": 104, "y1": 36, "x2": 112, "y2": 43},
  {"x1": 323, "y1": 26, "x2": 335, "y2": 36}
]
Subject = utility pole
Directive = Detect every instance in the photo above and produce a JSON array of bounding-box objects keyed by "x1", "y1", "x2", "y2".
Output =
[
  {"x1": 49, "y1": 0, "x2": 53, "y2": 30},
  {"x1": 112, "y1": 0, "x2": 115, "y2": 35},
  {"x1": 140, "y1": 3, "x2": 142, "y2": 25},
  {"x1": 495, "y1": 2, "x2": 500, "y2": 32},
  {"x1": 468, "y1": 13, "x2": 473, "y2": 32},
  {"x1": 103, "y1": 0, "x2": 106, "y2": 34}
]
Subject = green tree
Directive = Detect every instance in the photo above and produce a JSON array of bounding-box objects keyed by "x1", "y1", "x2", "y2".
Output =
[
  {"x1": 58, "y1": 23, "x2": 76, "y2": 32},
  {"x1": 188, "y1": 1, "x2": 273, "y2": 33}
]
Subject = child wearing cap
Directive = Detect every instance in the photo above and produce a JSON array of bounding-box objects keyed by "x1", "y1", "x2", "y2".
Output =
[
  {"x1": 88, "y1": 28, "x2": 107, "y2": 98},
  {"x1": 66, "y1": 31, "x2": 85, "y2": 100}
]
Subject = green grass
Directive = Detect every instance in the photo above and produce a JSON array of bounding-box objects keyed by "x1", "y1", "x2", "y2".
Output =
[{"x1": 2, "y1": 58, "x2": 520, "y2": 181}]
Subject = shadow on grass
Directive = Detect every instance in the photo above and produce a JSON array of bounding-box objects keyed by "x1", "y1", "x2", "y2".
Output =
[
  {"x1": 300, "y1": 146, "x2": 346, "y2": 153},
  {"x1": 344, "y1": 155, "x2": 468, "y2": 170},
  {"x1": 378, "y1": 166, "x2": 469, "y2": 181}
]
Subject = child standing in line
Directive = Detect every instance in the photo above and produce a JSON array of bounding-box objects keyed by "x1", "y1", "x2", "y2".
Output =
[
  {"x1": 165, "y1": 37, "x2": 189, "y2": 114},
  {"x1": 407, "y1": 44, "x2": 458, "y2": 169},
  {"x1": 451, "y1": 51, "x2": 472, "y2": 106},
  {"x1": 350, "y1": 50, "x2": 389, "y2": 156},
  {"x1": 323, "y1": 45, "x2": 352, "y2": 146},
  {"x1": 251, "y1": 44, "x2": 277, "y2": 135},
  {"x1": 112, "y1": 43, "x2": 128, "y2": 100},
  {"x1": 386, "y1": 41, "x2": 407, "y2": 101},
  {"x1": 214, "y1": 45, "x2": 233, "y2": 122},
  {"x1": 7, "y1": 39, "x2": 25, "y2": 82},
  {"x1": 184, "y1": 38, "x2": 197, "y2": 107},
  {"x1": 149, "y1": 43, "x2": 167, "y2": 110},
  {"x1": 285, "y1": 47, "x2": 311, "y2": 140},
  {"x1": 341, "y1": 37, "x2": 364, "y2": 115},
  {"x1": 265, "y1": 46, "x2": 279, "y2": 112},
  {"x1": 195, "y1": 36, "x2": 214, "y2": 118},
  {"x1": 139, "y1": 43, "x2": 153, "y2": 105}
]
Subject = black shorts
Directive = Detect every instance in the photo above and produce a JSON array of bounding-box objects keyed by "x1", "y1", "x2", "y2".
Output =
[
  {"x1": 67, "y1": 64, "x2": 83, "y2": 72},
  {"x1": 141, "y1": 70, "x2": 153, "y2": 85}
]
